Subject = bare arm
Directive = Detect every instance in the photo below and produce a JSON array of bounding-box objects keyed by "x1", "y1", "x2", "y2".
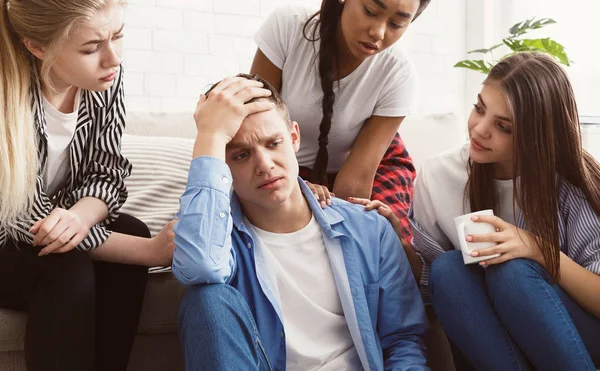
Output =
[
  {"x1": 70, "y1": 196, "x2": 109, "y2": 228},
  {"x1": 250, "y1": 48, "x2": 282, "y2": 91},
  {"x1": 333, "y1": 116, "x2": 406, "y2": 199}
]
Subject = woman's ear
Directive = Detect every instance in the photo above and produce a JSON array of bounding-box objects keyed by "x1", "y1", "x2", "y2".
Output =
[{"x1": 23, "y1": 39, "x2": 46, "y2": 60}]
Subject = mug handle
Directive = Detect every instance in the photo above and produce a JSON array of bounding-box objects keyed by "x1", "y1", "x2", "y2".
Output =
[{"x1": 457, "y1": 222, "x2": 471, "y2": 254}]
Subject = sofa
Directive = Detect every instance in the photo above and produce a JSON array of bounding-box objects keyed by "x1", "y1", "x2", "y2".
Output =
[{"x1": 0, "y1": 111, "x2": 465, "y2": 371}]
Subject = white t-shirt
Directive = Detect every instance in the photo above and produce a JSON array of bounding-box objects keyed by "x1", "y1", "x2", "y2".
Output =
[
  {"x1": 254, "y1": 4, "x2": 418, "y2": 172},
  {"x1": 42, "y1": 91, "x2": 80, "y2": 197},
  {"x1": 412, "y1": 144, "x2": 518, "y2": 252},
  {"x1": 250, "y1": 216, "x2": 361, "y2": 371}
]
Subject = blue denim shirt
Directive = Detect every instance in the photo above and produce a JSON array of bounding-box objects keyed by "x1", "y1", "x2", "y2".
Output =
[{"x1": 173, "y1": 157, "x2": 429, "y2": 371}]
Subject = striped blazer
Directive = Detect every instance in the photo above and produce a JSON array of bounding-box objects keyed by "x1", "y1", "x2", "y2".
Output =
[{"x1": 0, "y1": 65, "x2": 130, "y2": 251}]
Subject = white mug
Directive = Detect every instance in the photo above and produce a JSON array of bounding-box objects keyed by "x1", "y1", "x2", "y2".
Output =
[{"x1": 453, "y1": 209, "x2": 501, "y2": 264}]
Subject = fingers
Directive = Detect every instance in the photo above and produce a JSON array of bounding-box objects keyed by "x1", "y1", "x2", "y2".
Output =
[
  {"x1": 194, "y1": 94, "x2": 207, "y2": 111},
  {"x1": 38, "y1": 227, "x2": 77, "y2": 256},
  {"x1": 365, "y1": 200, "x2": 386, "y2": 212},
  {"x1": 471, "y1": 214, "x2": 507, "y2": 230},
  {"x1": 478, "y1": 252, "x2": 513, "y2": 266},
  {"x1": 347, "y1": 197, "x2": 388, "y2": 212},
  {"x1": 347, "y1": 197, "x2": 371, "y2": 206},
  {"x1": 305, "y1": 181, "x2": 332, "y2": 208},
  {"x1": 39, "y1": 219, "x2": 70, "y2": 247},
  {"x1": 33, "y1": 212, "x2": 62, "y2": 246},
  {"x1": 226, "y1": 78, "x2": 264, "y2": 97},
  {"x1": 29, "y1": 219, "x2": 43, "y2": 234},
  {"x1": 315, "y1": 185, "x2": 332, "y2": 208},
  {"x1": 209, "y1": 78, "x2": 267, "y2": 104},
  {"x1": 470, "y1": 243, "x2": 509, "y2": 257},
  {"x1": 466, "y1": 231, "x2": 506, "y2": 244},
  {"x1": 206, "y1": 76, "x2": 249, "y2": 97},
  {"x1": 234, "y1": 86, "x2": 272, "y2": 105},
  {"x1": 52, "y1": 233, "x2": 86, "y2": 254},
  {"x1": 167, "y1": 220, "x2": 177, "y2": 238},
  {"x1": 243, "y1": 100, "x2": 275, "y2": 116}
]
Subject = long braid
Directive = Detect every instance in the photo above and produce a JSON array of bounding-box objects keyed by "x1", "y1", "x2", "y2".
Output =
[
  {"x1": 303, "y1": 0, "x2": 343, "y2": 185},
  {"x1": 302, "y1": 0, "x2": 432, "y2": 186}
]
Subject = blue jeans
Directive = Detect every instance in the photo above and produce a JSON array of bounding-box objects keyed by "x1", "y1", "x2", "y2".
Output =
[
  {"x1": 178, "y1": 284, "x2": 272, "y2": 371},
  {"x1": 429, "y1": 250, "x2": 600, "y2": 371}
]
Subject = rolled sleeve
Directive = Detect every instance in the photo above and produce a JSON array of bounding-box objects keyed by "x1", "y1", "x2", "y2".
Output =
[{"x1": 172, "y1": 157, "x2": 236, "y2": 285}]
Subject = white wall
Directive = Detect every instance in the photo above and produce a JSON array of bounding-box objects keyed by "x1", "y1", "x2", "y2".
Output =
[
  {"x1": 122, "y1": 0, "x2": 467, "y2": 118},
  {"x1": 465, "y1": 0, "x2": 600, "y2": 118}
]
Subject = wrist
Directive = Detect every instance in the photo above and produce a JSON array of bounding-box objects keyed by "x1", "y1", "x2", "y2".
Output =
[
  {"x1": 69, "y1": 207, "x2": 98, "y2": 230},
  {"x1": 193, "y1": 132, "x2": 230, "y2": 161}
]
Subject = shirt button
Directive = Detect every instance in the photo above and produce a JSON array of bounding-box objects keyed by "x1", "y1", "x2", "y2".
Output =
[
  {"x1": 280, "y1": 332, "x2": 284, "y2": 338},
  {"x1": 222, "y1": 177, "x2": 229, "y2": 184},
  {"x1": 219, "y1": 212, "x2": 225, "y2": 219},
  {"x1": 246, "y1": 242, "x2": 252, "y2": 249}
]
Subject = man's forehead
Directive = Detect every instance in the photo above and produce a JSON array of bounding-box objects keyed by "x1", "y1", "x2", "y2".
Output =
[{"x1": 228, "y1": 117, "x2": 287, "y2": 148}]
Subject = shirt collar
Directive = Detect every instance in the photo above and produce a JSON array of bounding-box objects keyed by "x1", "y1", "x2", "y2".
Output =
[
  {"x1": 231, "y1": 177, "x2": 347, "y2": 239},
  {"x1": 87, "y1": 90, "x2": 107, "y2": 108}
]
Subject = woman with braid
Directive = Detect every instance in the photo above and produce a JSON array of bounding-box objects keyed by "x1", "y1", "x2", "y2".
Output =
[{"x1": 251, "y1": 0, "x2": 430, "y2": 240}]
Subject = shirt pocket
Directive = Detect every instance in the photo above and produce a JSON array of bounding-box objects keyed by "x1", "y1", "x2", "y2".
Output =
[{"x1": 363, "y1": 282, "x2": 380, "y2": 326}]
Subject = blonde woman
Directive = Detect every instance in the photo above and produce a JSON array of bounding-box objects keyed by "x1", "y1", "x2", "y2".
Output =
[{"x1": 0, "y1": 1, "x2": 174, "y2": 370}]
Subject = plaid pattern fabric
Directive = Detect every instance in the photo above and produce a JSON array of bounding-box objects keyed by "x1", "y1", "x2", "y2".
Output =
[
  {"x1": 372, "y1": 132, "x2": 415, "y2": 240},
  {"x1": 299, "y1": 132, "x2": 416, "y2": 240}
]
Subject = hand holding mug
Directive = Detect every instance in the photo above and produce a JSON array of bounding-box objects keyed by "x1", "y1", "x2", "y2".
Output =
[
  {"x1": 465, "y1": 214, "x2": 545, "y2": 267},
  {"x1": 454, "y1": 210, "x2": 500, "y2": 264}
]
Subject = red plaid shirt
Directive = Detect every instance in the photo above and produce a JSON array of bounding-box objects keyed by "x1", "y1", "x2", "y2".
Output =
[{"x1": 299, "y1": 132, "x2": 415, "y2": 240}]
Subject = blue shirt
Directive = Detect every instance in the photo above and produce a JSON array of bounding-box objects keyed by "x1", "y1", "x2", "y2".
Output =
[{"x1": 173, "y1": 156, "x2": 429, "y2": 371}]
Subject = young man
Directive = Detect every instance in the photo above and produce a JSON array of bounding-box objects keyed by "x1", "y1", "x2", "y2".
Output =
[{"x1": 172, "y1": 74, "x2": 429, "y2": 371}]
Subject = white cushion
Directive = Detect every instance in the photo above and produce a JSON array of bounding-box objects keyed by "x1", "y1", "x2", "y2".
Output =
[
  {"x1": 120, "y1": 134, "x2": 194, "y2": 237},
  {"x1": 399, "y1": 113, "x2": 466, "y2": 172},
  {"x1": 125, "y1": 112, "x2": 197, "y2": 138}
]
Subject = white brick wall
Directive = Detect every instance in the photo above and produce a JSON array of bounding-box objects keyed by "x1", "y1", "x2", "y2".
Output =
[{"x1": 122, "y1": 0, "x2": 467, "y2": 118}]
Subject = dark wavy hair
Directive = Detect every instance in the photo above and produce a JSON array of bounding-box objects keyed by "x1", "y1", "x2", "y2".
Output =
[{"x1": 302, "y1": 0, "x2": 431, "y2": 185}]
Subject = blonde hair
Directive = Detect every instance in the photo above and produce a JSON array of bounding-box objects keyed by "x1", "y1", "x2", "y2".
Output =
[{"x1": 0, "y1": 0, "x2": 122, "y2": 226}]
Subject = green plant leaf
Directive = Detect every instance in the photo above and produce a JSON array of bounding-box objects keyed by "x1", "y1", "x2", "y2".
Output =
[
  {"x1": 521, "y1": 38, "x2": 570, "y2": 65},
  {"x1": 454, "y1": 60, "x2": 493, "y2": 74},
  {"x1": 530, "y1": 18, "x2": 557, "y2": 29},
  {"x1": 468, "y1": 43, "x2": 503, "y2": 54},
  {"x1": 454, "y1": 17, "x2": 569, "y2": 72},
  {"x1": 503, "y1": 38, "x2": 536, "y2": 52},
  {"x1": 509, "y1": 18, "x2": 557, "y2": 36}
]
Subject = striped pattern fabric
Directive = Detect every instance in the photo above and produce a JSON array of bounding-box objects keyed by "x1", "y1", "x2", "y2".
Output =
[
  {"x1": 119, "y1": 134, "x2": 194, "y2": 274},
  {"x1": 1, "y1": 65, "x2": 130, "y2": 251},
  {"x1": 119, "y1": 134, "x2": 194, "y2": 237},
  {"x1": 410, "y1": 178, "x2": 600, "y2": 303}
]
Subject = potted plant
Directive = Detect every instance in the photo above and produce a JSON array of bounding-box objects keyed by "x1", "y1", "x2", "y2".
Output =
[{"x1": 455, "y1": 18, "x2": 570, "y2": 74}]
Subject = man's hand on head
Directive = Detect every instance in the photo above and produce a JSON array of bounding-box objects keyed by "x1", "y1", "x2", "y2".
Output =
[
  {"x1": 194, "y1": 77, "x2": 273, "y2": 140},
  {"x1": 191, "y1": 77, "x2": 274, "y2": 160}
]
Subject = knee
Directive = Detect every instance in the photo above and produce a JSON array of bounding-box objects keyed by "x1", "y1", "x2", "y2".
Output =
[
  {"x1": 178, "y1": 284, "x2": 246, "y2": 332},
  {"x1": 429, "y1": 250, "x2": 465, "y2": 294},
  {"x1": 486, "y1": 258, "x2": 549, "y2": 301},
  {"x1": 41, "y1": 251, "x2": 95, "y2": 296}
]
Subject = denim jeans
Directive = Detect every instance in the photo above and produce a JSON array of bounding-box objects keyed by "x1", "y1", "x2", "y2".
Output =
[
  {"x1": 178, "y1": 284, "x2": 272, "y2": 371},
  {"x1": 429, "y1": 250, "x2": 600, "y2": 371}
]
